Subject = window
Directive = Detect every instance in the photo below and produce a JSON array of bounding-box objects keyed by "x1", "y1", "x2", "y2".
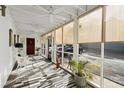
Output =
[
  {"x1": 59, "y1": 22, "x2": 74, "y2": 70},
  {"x1": 17, "y1": 35, "x2": 19, "y2": 43},
  {"x1": 55, "y1": 28, "x2": 63, "y2": 65},
  {"x1": 63, "y1": 22, "x2": 74, "y2": 44},
  {"x1": 79, "y1": 43, "x2": 101, "y2": 86},
  {"x1": 104, "y1": 6, "x2": 124, "y2": 88},
  {"x1": 55, "y1": 27, "x2": 62, "y2": 44},
  {"x1": 105, "y1": 6, "x2": 124, "y2": 42},
  {"x1": 78, "y1": 8, "x2": 102, "y2": 87},
  {"x1": 78, "y1": 8, "x2": 102, "y2": 43},
  {"x1": 14, "y1": 34, "x2": 16, "y2": 45},
  {"x1": 104, "y1": 42, "x2": 124, "y2": 87}
]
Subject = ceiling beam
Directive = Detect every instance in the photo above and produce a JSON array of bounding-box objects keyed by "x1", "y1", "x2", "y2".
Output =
[
  {"x1": 8, "y1": 6, "x2": 48, "y2": 18},
  {"x1": 72, "y1": 5, "x2": 87, "y2": 11},
  {"x1": 52, "y1": 7, "x2": 76, "y2": 17},
  {"x1": 33, "y1": 5, "x2": 50, "y2": 14},
  {"x1": 54, "y1": 15, "x2": 67, "y2": 20},
  {"x1": 53, "y1": 6, "x2": 66, "y2": 14},
  {"x1": 15, "y1": 21, "x2": 49, "y2": 29},
  {"x1": 12, "y1": 14, "x2": 51, "y2": 27},
  {"x1": 63, "y1": 10, "x2": 76, "y2": 17}
]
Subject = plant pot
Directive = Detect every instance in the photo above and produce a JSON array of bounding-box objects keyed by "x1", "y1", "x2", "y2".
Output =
[{"x1": 74, "y1": 74, "x2": 87, "y2": 88}]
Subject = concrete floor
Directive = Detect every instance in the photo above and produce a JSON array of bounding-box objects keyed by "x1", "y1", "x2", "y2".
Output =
[
  {"x1": 4, "y1": 56, "x2": 90, "y2": 88},
  {"x1": 5, "y1": 53, "x2": 123, "y2": 88}
]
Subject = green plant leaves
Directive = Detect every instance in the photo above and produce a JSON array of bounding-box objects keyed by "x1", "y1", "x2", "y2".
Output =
[{"x1": 69, "y1": 60, "x2": 93, "y2": 79}]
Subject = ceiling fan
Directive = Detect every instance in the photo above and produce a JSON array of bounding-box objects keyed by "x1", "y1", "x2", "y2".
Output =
[{"x1": 34, "y1": 5, "x2": 68, "y2": 24}]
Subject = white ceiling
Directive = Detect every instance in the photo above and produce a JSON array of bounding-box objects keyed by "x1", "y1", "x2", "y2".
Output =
[{"x1": 8, "y1": 5, "x2": 97, "y2": 35}]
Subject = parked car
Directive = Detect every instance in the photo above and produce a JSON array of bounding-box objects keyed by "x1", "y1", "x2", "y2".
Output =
[
  {"x1": 64, "y1": 45, "x2": 73, "y2": 53},
  {"x1": 79, "y1": 46, "x2": 87, "y2": 54}
]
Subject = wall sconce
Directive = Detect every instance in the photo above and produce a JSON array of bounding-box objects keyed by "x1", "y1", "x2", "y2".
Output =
[{"x1": 0, "y1": 5, "x2": 6, "y2": 16}]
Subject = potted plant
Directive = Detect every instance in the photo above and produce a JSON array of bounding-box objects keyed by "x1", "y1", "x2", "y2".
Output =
[{"x1": 69, "y1": 60, "x2": 93, "y2": 87}]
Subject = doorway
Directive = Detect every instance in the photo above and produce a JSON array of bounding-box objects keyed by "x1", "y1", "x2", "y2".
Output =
[{"x1": 26, "y1": 38, "x2": 35, "y2": 55}]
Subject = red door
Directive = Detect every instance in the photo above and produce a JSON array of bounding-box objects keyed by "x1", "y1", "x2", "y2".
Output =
[{"x1": 26, "y1": 38, "x2": 35, "y2": 55}]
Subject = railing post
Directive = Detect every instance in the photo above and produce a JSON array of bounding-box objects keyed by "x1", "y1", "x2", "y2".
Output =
[
  {"x1": 73, "y1": 17, "x2": 79, "y2": 62},
  {"x1": 54, "y1": 30, "x2": 56, "y2": 63},
  {"x1": 62, "y1": 27, "x2": 64, "y2": 65},
  {"x1": 100, "y1": 6, "x2": 106, "y2": 88},
  {"x1": 51, "y1": 36, "x2": 54, "y2": 62},
  {"x1": 101, "y1": 42, "x2": 104, "y2": 88}
]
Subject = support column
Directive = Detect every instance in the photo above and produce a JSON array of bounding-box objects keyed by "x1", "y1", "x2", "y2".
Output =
[
  {"x1": 45, "y1": 38, "x2": 48, "y2": 58},
  {"x1": 62, "y1": 27, "x2": 64, "y2": 65},
  {"x1": 54, "y1": 30, "x2": 56, "y2": 63},
  {"x1": 54, "y1": 44, "x2": 56, "y2": 63},
  {"x1": 100, "y1": 6, "x2": 106, "y2": 88},
  {"x1": 73, "y1": 17, "x2": 79, "y2": 61},
  {"x1": 51, "y1": 36, "x2": 54, "y2": 62},
  {"x1": 100, "y1": 43, "x2": 104, "y2": 88},
  {"x1": 62, "y1": 44, "x2": 64, "y2": 65}
]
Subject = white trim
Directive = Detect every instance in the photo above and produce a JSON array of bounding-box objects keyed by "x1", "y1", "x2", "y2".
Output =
[
  {"x1": 100, "y1": 42, "x2": 104, "y2": 88},
  {"x1": 9, "y1": 6, "x2": 48, "y2": 18},
  {"x1": 56, "y1": 50, "x2": 62, "y2": 53},
  {"x1": 73, "y1": 17, "x2": 79, "y2": 61},
  {"x1": 64, "y1": 52, "x2": 73, "y2": 55},
  {"x1": 34, "y1": 5, "x2": 49, "y2": 14},
  {"x1": 72, "y1": 5, "x2": 87, "y2": 11},
  {"x1": 51, "y1": 37, "x2": 54, "y2": 62},
  {"x1": 54, "y1": 15, "x2": 67, "y2": 21},
  {"x1": 62, "y1": 44, "x2": 64, "y2": 65},
  {"x1": 63, "y1": 10, "x2": 77, "y2": 17}
]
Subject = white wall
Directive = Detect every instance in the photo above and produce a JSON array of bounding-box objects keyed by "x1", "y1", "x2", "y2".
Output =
[{"x1": 0, "y1": 7, "x2": 17, "y2": 87}]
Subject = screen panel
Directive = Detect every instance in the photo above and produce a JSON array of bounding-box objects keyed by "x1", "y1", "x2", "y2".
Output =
[
  {"x1": 105, "y1": 6, "x2": 124, "y2": 42},
  {"x1": 51, "y1": 30, "x2": 55, "y2": 38},
  {"x1": 55, "y1": 27, "x2": 63, "y2": 44},
  {"x1": 78, "y1": 8, "x2": 102, "y2": 43},
  {"x1": 63, "y1": 22, "x2": 74, "y2": 44}
]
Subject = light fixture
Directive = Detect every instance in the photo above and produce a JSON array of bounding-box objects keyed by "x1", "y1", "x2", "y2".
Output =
[{"x1": 0, "y1": 5, "x2": 6, "y2": 16}]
